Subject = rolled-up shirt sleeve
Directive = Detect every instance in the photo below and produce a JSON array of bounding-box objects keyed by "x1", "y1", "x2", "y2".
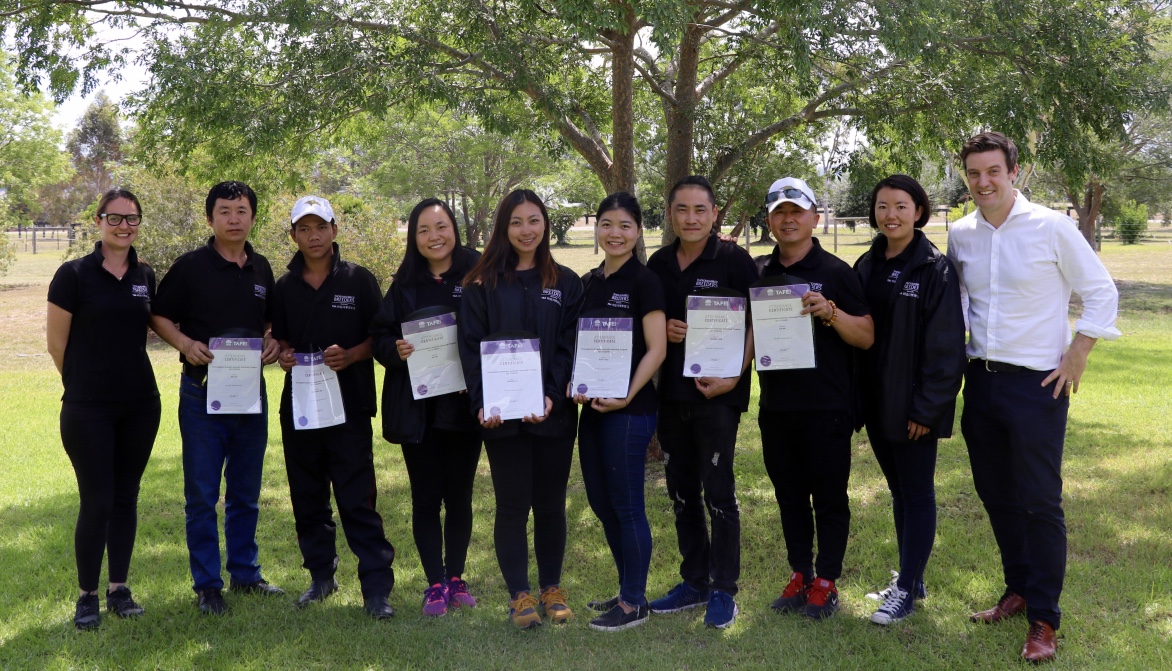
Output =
[{"x1": 1054, "y1": 222, "x2": 1121, "y2": 341}]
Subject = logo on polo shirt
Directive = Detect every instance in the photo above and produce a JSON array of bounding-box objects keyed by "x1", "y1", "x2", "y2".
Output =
[
  {"x1": 332, "y1": 294, "x2": 357, "y2": 310},
  {"x1": 608, "y1": 292, "x2": 630, "y2": 309},
  {"x1": 452, "y1": 285, "x2": 463, "y2": 297},
  {"x1": 131, "y1": 284, "x2": 149, "y2": 298},
  {"x1": 541, "y1": 288, "x2": 562, "y2": 305},
  {"x1": 900, "y1": 282, "x2": 920, "y2": 298},
  {"x1": 254, "y1": 284, "x2": 267, "y2": 299},
  {"x1": 809, "y1": 282, "x2": 823, "y2": 292},
  {"x1": 694, "y1": 278, "x2": 719, "y2": 290},
  {"x1": 887, "y1": 270, "x2": 901, "y2": 284}
]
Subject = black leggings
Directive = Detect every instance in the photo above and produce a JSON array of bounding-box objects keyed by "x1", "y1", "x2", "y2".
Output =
[
  {"x1": 401, "y1": 429, "x2": 482, "y2": 586},
  {"x1": 484, "y1": 433, "x2": 574, "y2": 596},
  {"x1": 60, "y1": 399, "x2": 161, "y2": 592}
]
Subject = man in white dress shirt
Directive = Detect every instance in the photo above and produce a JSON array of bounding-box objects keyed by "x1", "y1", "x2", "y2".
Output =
[{"x1": 947, "y1": 132, "x2": 1120, "y2": 663}]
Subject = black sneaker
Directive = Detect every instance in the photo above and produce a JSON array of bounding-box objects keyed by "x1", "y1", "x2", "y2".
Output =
[
  {"x1": 198, "y1": 588, "x2": 228, "y2": 615},
  {"x1": 106, "y1": 586, "x2": 144, "y2": 617},
  {"x1": 229, "y1": 578, "x2": 285, "y2": 596},
  {"x1": 588, "y1": 595, "x2": 620, "y2": 612},
  {"x1": 364, "y1": 594, "x2": 395, "y2": 620},
  {"x1": 588, "y1": 603, "x2": 649, "y2": 632},
  {"x1": 74, "y1": 593, "x2": 100, "y2": 631},
  {"x1": 771, "y1": 572, "x2": 811, "y2": 614},
  {"x1": 296, "y1": 578, "x2": 338, "y2": 608}
]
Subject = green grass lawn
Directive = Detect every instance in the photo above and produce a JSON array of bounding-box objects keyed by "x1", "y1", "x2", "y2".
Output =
[{"x1": 0, "y1": 241, "x2": 1169, "y2": 670}]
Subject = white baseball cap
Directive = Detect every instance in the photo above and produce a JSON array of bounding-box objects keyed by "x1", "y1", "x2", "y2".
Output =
[
  {"x1": 765, "y1": 177, "x2": 817, "y2": 212},
  {"x1": 290, "y1": 195, "x2": 336, "y2": 226}
]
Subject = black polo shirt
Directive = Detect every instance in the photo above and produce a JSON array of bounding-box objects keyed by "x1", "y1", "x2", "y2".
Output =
[
  {"x1": 48, "y1": 243, "x2": 159, "y2": 403},
  {"x1": 580, "y1": 255, "x2": 667, "y2": 416},
  {"x1": 755, "y1": 237, "x2": 869, "y2": 413},
  {"x1": 153, "y1": 237, "x2": 274, "y2": 365},
  {"x1": 647, "y1": 233, "x2": 759, "y2": 410},
  {"x1": 271, "y1": 244, "x2": 382, "y2": 418}
]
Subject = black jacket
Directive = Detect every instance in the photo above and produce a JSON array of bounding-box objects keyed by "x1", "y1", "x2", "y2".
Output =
[
  {"x1": 370, "y1": 246, "x2": 482, "y2": 444},
  {"x1": 458, "y1": 264, "x2": 584, "y2": 440},
  {"x1": 853, "y1": 230, "x2": 966, "y2": 441}
]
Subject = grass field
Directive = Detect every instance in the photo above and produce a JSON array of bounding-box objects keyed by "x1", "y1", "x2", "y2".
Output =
[{"x1": 0, "y1": 232, "x2": 1169, "y2": 670}]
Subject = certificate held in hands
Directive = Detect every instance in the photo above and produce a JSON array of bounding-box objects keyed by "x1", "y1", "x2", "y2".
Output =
[
  {"x1": 480, "y1": 332, "x2": 545, "y2": 421},
  {"x1": 571, "y1": 309, "x2": 633, "y2": 399},
  {"x1": 291, "y1": 352, "x2": 346, "y2": 429},
  {"x1": 683, "y1": 291, "x2": 746, "y2": 378},
  {"x1": 402, "y1": 307, "x2": 467, "y2": 400},
  {"x1": 750, "y1": 277, "x2": 816, "y2": 371},
  {"x1": 207, "y1": 337, "x2": 263, "y2": 414}
]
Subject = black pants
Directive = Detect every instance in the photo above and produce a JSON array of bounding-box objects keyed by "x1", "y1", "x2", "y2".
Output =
[
  {"x1": 759, "y1": 409, "x2": 852, "y2": 582},
  {"x1": 657, "y1": 402, "x2": 742, "y2": 595},
  {"x1": 280, "y1": 415, "x2": 395, "y2": 597},
  {"x1": 401, "y1": 428, "x2": 482, "y2": 586},
  {"x1": 483, "y1": 433, "x2": 574, "y2": 597},
  {"x1": 962, "y1": 362, "x2": 1069, "y2": 630},
  {"x1": 60, "y1": 399, "x2": 161, "y2": 592},
  {"x1": 867, "y1": 428, "x2": 938, "y2": 592}
]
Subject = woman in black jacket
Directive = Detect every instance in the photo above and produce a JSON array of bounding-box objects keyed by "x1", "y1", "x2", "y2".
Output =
[
  {"x1": 853, "y1": 175, "x2": 966, "y2": 626},
  {"x1": 458, "y1": 189, "x2": 584, "y2": 629},
  {"x1": 370, "y1": 198, "x2": 482, "y2": 617}
]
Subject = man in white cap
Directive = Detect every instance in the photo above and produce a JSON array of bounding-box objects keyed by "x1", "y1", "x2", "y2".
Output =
[
  {"x1": 754, "y1": 177, "x2": 873, "y2": 620},
  {"x1": 270, "y1": 196, "x2": 397, "y2": 618}
]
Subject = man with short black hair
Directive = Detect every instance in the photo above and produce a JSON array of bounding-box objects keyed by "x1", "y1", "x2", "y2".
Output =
[
  {"x1": 151, "y1": 181, "x2": 284, "y2": 614},
  {"x1": 646, "y1": 175, "x2": 758, "y2": 629},
  {"x1": 948, "y1": 131, "x2": 1120, "y2": 662},
  {"x1": 754, "y1": 176, "x2": 873, "y2": 621},
  {"x1": 271, "y1": 196, "x2": 396, "y2": 619}
]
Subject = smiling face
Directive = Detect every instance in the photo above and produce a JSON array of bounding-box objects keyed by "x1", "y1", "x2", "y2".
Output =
[
  {"x1": 290, "y1": 214, "x2": 337, "y2": 262},
  {"x1": 96, "y1": 197, "x2": 141, "y2": 252},
  {"x1": 415, "y1": 205, "x2": 457, "y2": 265},
  {"x1": 964, "y1": 149, "x2": 1019, "y2": 222},
  {"x1": 207, "y1": 196, "x2": 256, "y2": 243},
  {"x1": 669, "y1": 186, "x2": 717, "y2": 245},
  {"x1": 507, "y1": 200, "x2": 546, "y2": 261},
  {"x1": 767, "y1": 201, "x2": 819, "y2": 246},
  {"x1": 873, "y1": 187, "x2": 921, "y2": 248},
  {"x1": 596, "y1": 207, "x2": 639, "y2": 261}
]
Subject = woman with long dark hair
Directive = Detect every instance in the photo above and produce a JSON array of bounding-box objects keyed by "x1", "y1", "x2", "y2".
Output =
[
  {"x1": 370, "y1": 198, "x2": 482, "y2": 617},
  {"x1": 47, "y1": 189, "x2": 162, "y2": 630},
  {"x1": 853, "y1": 175, "x2": 965, "y2": 625},
  {"x1": 458, "y1": 189, "x2": 583, "y2": 629},
  {"x1": 573, "y1": 192, "x2": 666, "y2": 631}
]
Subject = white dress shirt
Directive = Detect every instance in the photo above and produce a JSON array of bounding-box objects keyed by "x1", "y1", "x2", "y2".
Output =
[{"x1": 947, "y1": 191, "x2": 1121, "y2": 371}]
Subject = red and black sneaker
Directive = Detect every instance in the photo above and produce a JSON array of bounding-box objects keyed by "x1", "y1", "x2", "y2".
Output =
[
  {"x1": 771, "y1": 572, "x2": 811, "y2": 614},
  {"x1": 803, "y1": 577, "x2": 840, "y2": 620}
]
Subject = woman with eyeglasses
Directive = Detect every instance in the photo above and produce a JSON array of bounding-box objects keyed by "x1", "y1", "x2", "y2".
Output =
[
  {"x1": 852, "y1": 175, "x2": 965, "y2": 626},
  {"x1": 47, "y1": 189, "x2": 162, "y2": 630}
]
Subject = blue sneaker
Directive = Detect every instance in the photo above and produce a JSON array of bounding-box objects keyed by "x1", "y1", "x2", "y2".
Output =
[
  {"x1": 866, "y1": 571, "x2": 927, "y2": 602},
  {"x1": 704, "y1": 590, "x2": 738, "y2": 629},
  {"x1": 649, "y1": 582, "x2": 708, "y2": 614},
  {"x1": 870, "y1": 585, "x2": 915, "y2": 625}
]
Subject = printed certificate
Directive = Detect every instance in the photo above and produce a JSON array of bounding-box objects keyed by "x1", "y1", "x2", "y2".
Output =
[
  {"x1": 571, "y1": 316, "x2": 633, "y2": 399},
  {"x1": 402, "y1": 310, "x2": 467, "y2": 400},
  {"x1": 207, "y1": 337, "x2": 263, "y2": 414},
  {"x1": 291, "y1": 352, "x2": 346, "y2": 430},
  {"x1": 480, "y1": 337, "x2": 545, "y2": 421},
  {"x1": 683, "y1": 294, "x2": 746, "y2": 378},
  {"x1": 750, "y1": 284, "x2": 816, "y2": 370}
]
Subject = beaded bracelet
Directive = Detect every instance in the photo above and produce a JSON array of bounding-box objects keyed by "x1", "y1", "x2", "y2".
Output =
[{"x1": 821, "y1": 299, "x2": 838, "y2": 327}]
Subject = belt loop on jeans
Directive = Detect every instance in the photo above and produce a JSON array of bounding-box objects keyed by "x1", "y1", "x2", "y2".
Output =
[{"x1": 971, "y1": 358, "x2": 1028, "y2": 374}]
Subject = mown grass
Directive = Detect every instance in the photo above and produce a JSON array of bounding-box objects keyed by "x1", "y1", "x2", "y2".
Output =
[{"x1": 0, "y1": 242, "x2": 1169, "y2": 670}]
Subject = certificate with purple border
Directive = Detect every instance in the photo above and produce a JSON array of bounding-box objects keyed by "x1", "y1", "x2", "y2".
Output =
[
  {"x1": 571, "y1": 317, "x2": 633, "y2": 399},
  {"x1": 683, "y1": 295, "x2": 746, "y2": 378},
  {"x1": 207, "y1": 337, "x2": 263, "y2": 414},
  {"x1": 480, "y1": 338, "x2": 544, "y2": 421},
  {"x1": 291, "y1": 352, "x2": 346, "y2": 429},
  {"x1": 750, "y1": 284, "x2": 816, "y2": 371},
  {"x1": 402, "y1": 312, "x2": 467, "y2": 400}
]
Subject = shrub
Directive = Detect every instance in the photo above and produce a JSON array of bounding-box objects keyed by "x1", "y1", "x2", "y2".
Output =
[{"x1": 1113, "y1": 200, "x2": 1148, "y2": 245}]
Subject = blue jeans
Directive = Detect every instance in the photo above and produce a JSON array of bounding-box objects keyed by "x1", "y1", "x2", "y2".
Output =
[
  {"x1": 178, "y1": 374, "x2": 268, "y2": 592},
  {"x1": 578, "y1": 410, "x2": 656, "y2": 606}
]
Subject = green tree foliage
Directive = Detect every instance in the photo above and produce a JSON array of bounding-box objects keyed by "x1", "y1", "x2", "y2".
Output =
[{"x1": 1110, "y1": 199, "x2": 1150, "y2": 244}]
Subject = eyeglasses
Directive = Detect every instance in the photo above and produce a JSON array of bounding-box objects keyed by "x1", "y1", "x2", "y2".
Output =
[
  {"x1": 766, "y1": 188, "x2": 816, "y2": 205},
  {"x1": 99, "y1": 213, "x2": 142, "y2": 226}
]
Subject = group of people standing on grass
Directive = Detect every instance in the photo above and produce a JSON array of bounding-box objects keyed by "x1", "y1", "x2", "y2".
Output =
[{"x1": 47, "y1": 131, "x2": 1119, "y2": 663}]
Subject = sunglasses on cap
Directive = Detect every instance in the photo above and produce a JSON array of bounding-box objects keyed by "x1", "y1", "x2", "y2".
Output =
[{"x1": 766, "y1": 188, "x2": 816, "y2": 205}]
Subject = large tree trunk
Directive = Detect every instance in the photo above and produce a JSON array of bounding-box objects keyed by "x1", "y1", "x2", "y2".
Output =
[
  {"x1": 660, "y1": 21, "x2": 704, "y2": 246},
  {"x1": 1067, "y1": 179, "x2": 1103, "y2": 250}
]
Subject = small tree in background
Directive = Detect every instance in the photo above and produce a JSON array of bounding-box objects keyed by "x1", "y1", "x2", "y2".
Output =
[{"x1": 1113, "y1": 200, "x2": 1149, "y2": 244}]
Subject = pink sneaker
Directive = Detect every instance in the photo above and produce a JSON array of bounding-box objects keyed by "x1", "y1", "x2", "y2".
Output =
[
  {"x1": 422, "y1": 583, "x2": 449, "y2": 617},
  {"x1": 448, "y1": 577, "x2": 477, "y2": 609}
]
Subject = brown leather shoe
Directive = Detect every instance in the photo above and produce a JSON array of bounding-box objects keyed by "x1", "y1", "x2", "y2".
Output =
[
  {"x1": 1021, "y1": 620, "x2": 1057, "y2": 663},
  {"x1": 970, "y1": 591, "x2": 1027, "y2": 623}
]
